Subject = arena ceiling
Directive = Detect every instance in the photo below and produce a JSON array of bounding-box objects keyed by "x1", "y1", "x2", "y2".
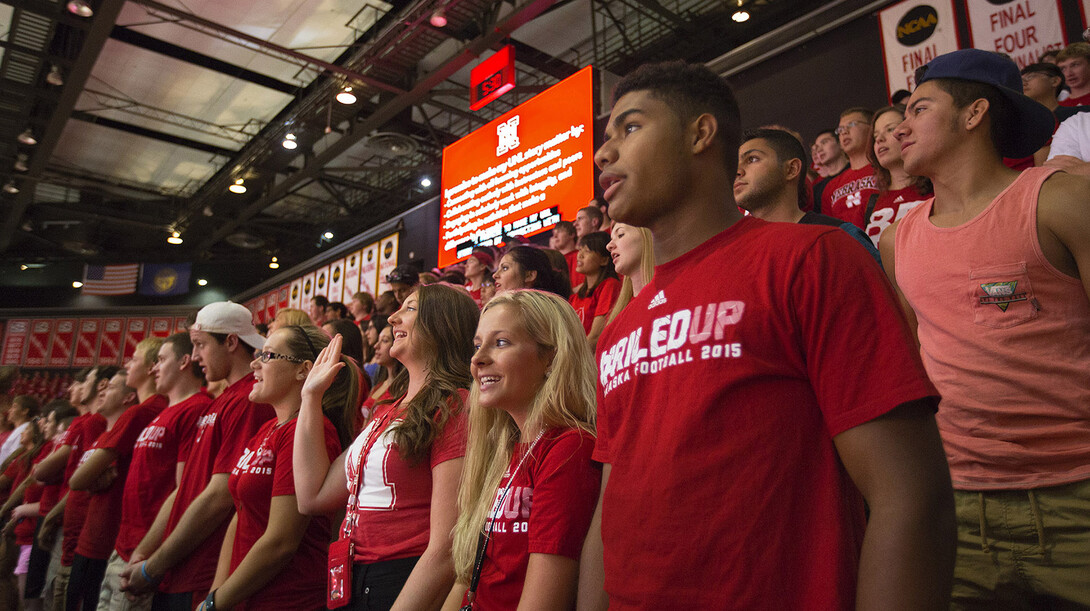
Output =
[{"x1": 0, "y1": 0, "x2": 887, "y2": 299}]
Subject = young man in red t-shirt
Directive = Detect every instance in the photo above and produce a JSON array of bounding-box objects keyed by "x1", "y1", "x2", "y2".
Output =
[
  {"x1": 821, "y1": 107, "x2": 879, "y2": 228},
  {"x1": 551, "y1": 220, "x2": 584, "y2": 287},
  {"x1": 1057, "y1": 43, "x2": 1090, "y2": 106},
  {"x1": 577, "y1": 61, "x2": 955, "y2": 610},
  {"x1": 32, "y1": 365, "x2": 117, "y2": 610},
  {"x1": 98, "y1": 333, "x2": 210, "y2": 610},
  {"x1": 122, "y1": 302, "x2": 273, "y2": 609}
]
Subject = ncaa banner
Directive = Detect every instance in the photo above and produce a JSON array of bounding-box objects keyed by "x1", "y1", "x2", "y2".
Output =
[
  {"x1": 878, "y1": 0, "x2": 961, "y2": 98},
  {"x1": 73, "y1": 319, "x2": 101, "y2": 367},
  {"x1": 124, "y1": 318, "x2": 149, "y2": 361},
  {"x1": 302, "y1": 272, "x2": 316, "y2": 304},
  {"x1": 377, "y1": 234, "x2": 400, "y2": 295},
  {"x1": 360, "y1": 242, "x2": 379, "y2": 297},
  {"x1": 315, "y1": 265, "x2": 330, "y2": 298},
  {"x1": 965, "y1": 0, "x2": 1066, "y2": 69},
  {"x1": 329, "y1": 257, "x2": 346, "y2": 304},
  {"x1": 48, "y1": 319, "x2": 77, "y2": 368},
  {"x1": 289, "y1": 278, "x2": 302, "y2": 309},
  {"x1": 25, "y1": 320, "x2": 54, "y2": 367},
  {"x1": 1, "y1": 319, "x2": 30, "y2": 366},
  {"x1": 343, "y1": 251, "x2": 362, "y2": 300}
]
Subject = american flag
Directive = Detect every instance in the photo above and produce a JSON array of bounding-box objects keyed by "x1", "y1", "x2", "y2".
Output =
[{"x1": 82, "y1": 264, "x2": 139, "y2": 295}]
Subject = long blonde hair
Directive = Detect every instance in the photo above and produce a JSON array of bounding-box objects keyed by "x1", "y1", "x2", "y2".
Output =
[
  {"x1": 452, "y1": 290, "x2": 597, "y2": 580},
  {"x1": 607, "y1": 225, "x2": 655, "y2": 324}
]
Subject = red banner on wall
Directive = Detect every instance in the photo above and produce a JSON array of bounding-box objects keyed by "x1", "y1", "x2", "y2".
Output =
[
  {"x1": 73, "y1": 319, "x2": 101, "y2": 368},
  {"x1": 124, "y1": 319, "x2": 149, "y2": 361},
  {"x1": 278, "y1": 285, "x2": 289, "y2": 310},
  {"x1": 150, "y1": 317, "x2": 173, "y2": 338},
  {"x1": 98, "y1": 319, "x2": 124, "y2": 365},
  {"x1": 174, "y1": 316, "x2": 188, "y2": 334},
  {"x1": 265, "y1": 290, "x2": 278, "y2": 323},
  {"x1": 25, "y1": 320, "x2": 54, "y2": 367},
  {"x1": 1, "y1": 319, "x2": 30, "y2": 366},
  {"x1": 48, "y1": 319, "x2": 77, "y2": 368}
]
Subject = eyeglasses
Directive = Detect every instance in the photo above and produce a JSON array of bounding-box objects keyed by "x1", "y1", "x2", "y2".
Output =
[
  {"x1": 835, "y1": 121, "x2": 865, "y2": 136},
  {"x1": 256, "y1": 350, "x2": 305, "y2": 364}
]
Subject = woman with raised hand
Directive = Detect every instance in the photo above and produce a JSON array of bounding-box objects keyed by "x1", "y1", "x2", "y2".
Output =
[
  {"x1": 198, "y1": 325, "x2": 353, "y2": 611},
  {"x1": 295, "y1": 283, "x2": 479, "y2": 610},
  {"x1": 444, "y1": 289, "x2": 600, "y2": 610}
]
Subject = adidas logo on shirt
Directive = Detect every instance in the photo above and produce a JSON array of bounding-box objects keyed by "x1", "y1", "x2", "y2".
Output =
[{"x1": 648, "y1": 290, "x2": 667, "y2": 309}]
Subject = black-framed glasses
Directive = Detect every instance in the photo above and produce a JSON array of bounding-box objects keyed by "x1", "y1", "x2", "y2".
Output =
[
  {"x1": 256, "y1": 350, "x2": 305, "y2": 364},
  {"x1": 834, "y1": 121, "x2": 865, "y2": 136}
]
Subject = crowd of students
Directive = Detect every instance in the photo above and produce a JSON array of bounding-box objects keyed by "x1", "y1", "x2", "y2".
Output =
[{"x1": 1, "y1": 43, "x2": 1089, "y2": 611}]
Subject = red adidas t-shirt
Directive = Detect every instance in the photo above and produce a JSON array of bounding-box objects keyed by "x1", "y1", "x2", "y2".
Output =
[
  {"x1": 342, "y1": 390, "x2": 468, "y2": 563},
  {"x1": 75, "y1": 395, "x2": 169, "y2": 560},
  {"x1": 821, "y1": 165, "x2": 879, "y2": 229},
  {"x1": 564, "y1": 250, "x2": 585, "y2": 288},
  {"x1": 60, "y1": 413, "x2": 107, "y2": 566},
  {"x1": 228, "y1": 416, "x2": 341, "y2": 610},
  {"x1": 11, "y1": 443, "x2": 50, "y2": 545},
  {"x1": 1058, "y1": 92, "x2": 1090, "y2": 107},
  {"x1": 161, "y1": 374, "x2": 273, "y2": 594},
  {"x1": 569, "y1": 277, "x2": 621, "y2": 335},
  {"x1": 593, "y1": 217, "x2": 938, "y2": 609},
  {"x1": 468, "y1": 429, "x2": 599, "y2": 610},
  {"x1": 116, "y1": 391, "x2": 212, "y2": 561},
  {"x1": 864, "y1": 185, "x2": 929, "y2": 248}
]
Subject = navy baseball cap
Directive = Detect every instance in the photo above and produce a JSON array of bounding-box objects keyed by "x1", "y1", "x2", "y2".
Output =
[{"x1": 916, "y1": 49, "x2": 1054, "y2": 158}]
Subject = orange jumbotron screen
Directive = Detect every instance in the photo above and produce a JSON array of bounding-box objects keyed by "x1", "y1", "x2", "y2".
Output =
[{"x1": 439, "y1": 66, "x2": 594, "y2": 267}]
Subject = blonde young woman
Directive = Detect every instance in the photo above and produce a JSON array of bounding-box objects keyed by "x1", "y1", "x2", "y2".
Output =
[
  {"x1": 295, "y1": 283, "x2": 479, "y2": 610},
  {"x1": 605, "y1": 223, "x2": 655, "y2": 324},
  {"x1": 443, "y1": 290, "x2": 600, "y2": 610}
]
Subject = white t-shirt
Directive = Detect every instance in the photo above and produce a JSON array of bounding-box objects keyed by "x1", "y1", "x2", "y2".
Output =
[
  {"x1": 1047, "y1": 112, "x2": 1090, "y2": 162},
  {"x1": 0, "y1": 421, "x2": 29, "y2": 465}
]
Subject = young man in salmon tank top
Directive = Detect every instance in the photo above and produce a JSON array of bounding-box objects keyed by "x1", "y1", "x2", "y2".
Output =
[
  {"x1": 576, "y1": 60, "x2": 955, "y2": 611},
  {"x1": 880, "y1": 48, "x2": 1090, "y2": 608}
]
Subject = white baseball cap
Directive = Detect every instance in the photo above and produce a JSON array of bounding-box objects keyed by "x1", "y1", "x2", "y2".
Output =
[{"x1": 192, "y1": 301, "x2": 266, "y2": 350}]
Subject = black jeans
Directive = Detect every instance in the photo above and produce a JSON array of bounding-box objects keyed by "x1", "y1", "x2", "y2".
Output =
[
  {"x1": 65, "y1": 553, "x2": 107, "y2": 611},
  {"x1": 151, "y1": 591, "x2": 194, "y2": 611},
  {"x1": 24, "y1": 522, "x2": 50, "y2": 598},
  {"x1": 347, "y1": 556, "x2": 420, "y2": 610}
]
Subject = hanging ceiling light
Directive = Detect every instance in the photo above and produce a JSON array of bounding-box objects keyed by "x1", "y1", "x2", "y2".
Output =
[
  {"x1": 46, "y1": 65, "x2": 64, "y2": 86},
  {"x1": 282, "y1": 133, "x2": 298, "y2": 150},
  {"x1": 167, "y1": 230, "x2": 183, "y2": 245},
  {"x1": 66, "y1": 0, "x2": 93, "y2": 17},
  {"x1": 3, "y1": 181, "x2": 19, "y2": 194},
  {"x1": 732, "y1": 10, "x2": 749, "y2": 21},
  {"x1": 429, "y1": 8, "x2": 447, "y2": 27},
  {"x1": 14, "y1": 154, "x2": 29, "y2": 172},
  {"x1": 269, "y1": 256, "x2": 279, "y2": 270},
  {"x1": 228, "y1": 178, "x2": 247, "y2": 194},
  {"x1": 420, "y1": 177, "x2": 432, "y2": 188},
  {"x1": 17, "y1": 129, "x2": 36, "y2": 146},
  {"x1": 197, "y1": 278, "x2": 208, "y2": 286},
  {"x1": 72, "y1": 281, "x2": 84, "y2": 288},
  {"x1": 323, "y1": 231, "x2": 334, "y2": 240},
  {"x1": 336, "y1": 86, "x2": 357, "y2": 105}
]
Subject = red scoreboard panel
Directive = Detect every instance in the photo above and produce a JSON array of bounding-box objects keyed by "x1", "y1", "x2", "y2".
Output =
[{"x1": 438, "y1": 66, "x2": 594, "y2": 268}]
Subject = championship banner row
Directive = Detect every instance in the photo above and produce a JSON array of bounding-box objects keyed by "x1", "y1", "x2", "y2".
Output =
[
  {"x1": 879, "y1": 0, "x2": 1084, "y2": 98},
  {"x1": 0, "y1": 316, "x2": 191, "y2": 368},
  {"x1": 245, "y1": 233, "x2": 400, "y2": 321}
]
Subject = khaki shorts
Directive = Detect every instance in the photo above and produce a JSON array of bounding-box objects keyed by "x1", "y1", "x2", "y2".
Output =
[{"x1": 951, "y1": 478, "x2": 1090, "y2": 609}]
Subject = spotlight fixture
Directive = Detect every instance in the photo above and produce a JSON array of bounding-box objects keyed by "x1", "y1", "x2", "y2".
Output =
[
  {"x1": 269, "y1": 256, "x2": 280, "y2": 270},
  {"x1": 46, "y1": 65, "x2": 64, "y2": 86},
  {"x1": 732, "y1": 9, "x2": 749, "y2": 22},
  {"x1": 323, "y1": 231, "x2": 334, "y2": 240},
  {"x1": 66, "y1": 0, "x2": 93, "y2": 17},
  {"x1": 429, "y1": 8, "x2": 447, "y2": 27},
  {"x1": 14, "y1": 154, "x2": 29, "y2": 172},
  {"x1": 167, "y1": 231, "x2": 183, "y2": 245},
  {"x1": 420, "y1": 177, "x2": 432, "y2": 188},
  {"x1": 282, "y1": 133, "x2": 298, "y2": 150},
  {"x1": 20, "y1": 264, "x2": 28, "y2": 271},
  {"x1": 17, "y1": 129, "x2": 37, "y2": 146},
  {"x1": 3, "y1": 181, "x2": 18, "y2": 194},
  {"x1": 197, "y1": 278, "x2": 208, "y2": 286},
  {"x1": 228, "y1": 178, "x2": 247, "y2": 194},
  {"x1": 72, "y1": 281, "x2": 84, "y2": 288},
  {"x1": 336, "y1": 86, "x2": 357, "y2": 105}
]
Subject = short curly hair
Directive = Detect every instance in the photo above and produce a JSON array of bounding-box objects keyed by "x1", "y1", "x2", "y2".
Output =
[{"x1": 612, "y1": 61, "x2": 741, "y2": 175}]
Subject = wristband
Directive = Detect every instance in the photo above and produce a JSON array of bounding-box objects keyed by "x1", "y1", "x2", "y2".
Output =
[
  {"x1": 203, "y1": 589, "x2": 217, "y2": 611},
  {"x1": 140, "y1": 561, "x2": 161, "y2": 586}
]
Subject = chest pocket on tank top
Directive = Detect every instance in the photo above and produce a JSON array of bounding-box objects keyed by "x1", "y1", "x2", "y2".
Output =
[{"x1": 969, "y1": 262, "x2": 1038, "y2": 329}]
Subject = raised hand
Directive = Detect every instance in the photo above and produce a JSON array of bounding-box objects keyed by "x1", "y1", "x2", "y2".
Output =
[{"x1": 302, "y1": 333, "x2": 345, "y2": 400}]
